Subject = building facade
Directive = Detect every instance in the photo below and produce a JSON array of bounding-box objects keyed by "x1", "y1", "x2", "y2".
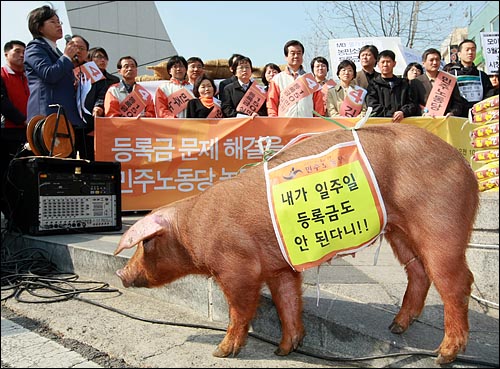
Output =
[
  {"x1": 441, "y1": 1, "x2": 499, "y2": 70},
  {"x1": 65, "y1": 1, "x2": 177, "y2": 77}
]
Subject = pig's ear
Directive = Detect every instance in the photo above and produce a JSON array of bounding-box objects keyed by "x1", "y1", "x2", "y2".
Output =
[{"x1": 114, "y1": 214, "x2": 166, "y2": 255}]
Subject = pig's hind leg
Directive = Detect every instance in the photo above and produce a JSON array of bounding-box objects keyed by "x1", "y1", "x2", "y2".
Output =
[
  {"x1": 419, "y1": 237, "x2": 473, "y2": 364},
  {"x1": 385, "y1": 226, "x2": 431, "y2": 334},
  {"x1": 266, "y1": 269, "x2": 305, "y2": 356},
  {"x1": 386, "y1": 224, "x2": 473, "y2": 364}
]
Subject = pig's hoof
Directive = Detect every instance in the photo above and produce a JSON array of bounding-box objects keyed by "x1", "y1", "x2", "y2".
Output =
[
  {"x1": 389, "y1": 321, "x2": 406, "y2": 334},
  {"x1": 436, "y1": 353, "x2": 455, "y2": 365},
  {"x1": 274, "y1": 334, "x2": 303, "y2": 356},
  {"x1": 212, "y1": 346, "x2": 230, "y2": 358},
  {"x1": 212, "y1": 345, "x2": 240, "y2": 358},
  {"x1": 274, "y1": 347, "x2": 291, "y2": 356}
]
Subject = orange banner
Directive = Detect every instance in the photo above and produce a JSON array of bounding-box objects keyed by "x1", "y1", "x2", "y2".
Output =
[
  {"x1": 95, "y1": 116, "x2": 358, "y2": 210},
  {"x1": 95, "y1": 116, "x2": 474, "y2": 211}
]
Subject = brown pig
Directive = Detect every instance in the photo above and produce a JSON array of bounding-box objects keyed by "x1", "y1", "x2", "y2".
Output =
[{"x1": 114, "y1": 123, "x2": 479, "y2": 364}]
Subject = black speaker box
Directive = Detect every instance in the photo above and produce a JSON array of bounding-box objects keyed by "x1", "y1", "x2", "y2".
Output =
[{"x1": 3, "y1": 157, "x2": 122, "y2": 235}]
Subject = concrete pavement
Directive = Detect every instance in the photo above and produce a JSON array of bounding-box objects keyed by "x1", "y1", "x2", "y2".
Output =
[{"x1": 1, "y1": 317, "x2": 102, "y2": 368}]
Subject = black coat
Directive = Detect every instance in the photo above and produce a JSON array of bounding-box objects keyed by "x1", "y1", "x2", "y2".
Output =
[
  {"x1": 410, "y1": 73, "x2": 464, "y2": 116},
  {"x1": 366, "y1": 75, "x2": 417, "y2": 118},
  {"x1": 447, "y1": 63, "x2": 493, "y2": 116},
  {"x1": 486, "y1": 87, "x2": 499, "y2": 98},
  {"x1": 217, "y1": 75, "x2": 237, "y2": 100},
  {"x1": 186, "y1": 98, "x2": 222, "y2": 118},
  {"x1": 221, "y1": 80, "x2": 267, "y2": 117}
]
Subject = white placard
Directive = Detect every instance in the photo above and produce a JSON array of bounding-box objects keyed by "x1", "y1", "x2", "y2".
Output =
[
  {"x1": 480, "y1": 32, "x2": 499, "y2": 75},
  {"x1": 328, "y1": 36, "x2": 420, "y2": 77}
]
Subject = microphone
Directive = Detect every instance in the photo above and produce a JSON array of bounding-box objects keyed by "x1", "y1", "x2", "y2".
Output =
[{"x1": 64, "y1": 34, "x2": 78, "y2": 62}]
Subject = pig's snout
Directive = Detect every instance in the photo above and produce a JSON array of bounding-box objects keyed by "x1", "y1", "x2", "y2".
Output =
[{"x1": 116, "y1": 268, "x2": 132, "y2": 288}]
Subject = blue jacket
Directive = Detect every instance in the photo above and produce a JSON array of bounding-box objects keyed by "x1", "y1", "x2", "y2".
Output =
[{"x1": 24, "y1": 38, "x2": 85, "y2": 128}]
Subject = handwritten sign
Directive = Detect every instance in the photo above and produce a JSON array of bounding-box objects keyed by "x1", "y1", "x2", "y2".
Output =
[
  {"x1": 480, "y1": 32, "x2": 499, "y2": 75},
  {"x1": 425, "y1": 71, "x2": 457, "y2": 116},
  {"x1": 328, "y1": 37, "x2": 412, "y2": 77},
  {"x1": 265, "y1": 132, "x2": 386, "y2": 271}
]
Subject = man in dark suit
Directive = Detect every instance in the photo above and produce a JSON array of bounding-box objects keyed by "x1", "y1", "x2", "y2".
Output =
[
  {"x1": 354, "y1": 45, "x2": 380, "y2": 89},
  {"x1": 410, "y1": 48, "x2": 464, "y2": 117},
  {"x1": 365, "y1": 50, "x2": 417, "y2": 122}
]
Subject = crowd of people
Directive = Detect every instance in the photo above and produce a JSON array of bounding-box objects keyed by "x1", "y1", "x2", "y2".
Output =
[{"x1": 1, "y1": 4, "x2": 498, "y2": 214}]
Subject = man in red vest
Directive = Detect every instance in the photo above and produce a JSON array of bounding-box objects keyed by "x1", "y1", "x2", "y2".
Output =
[{"x1": 1, "y1": 40, "x2": 30, "y2": 217}]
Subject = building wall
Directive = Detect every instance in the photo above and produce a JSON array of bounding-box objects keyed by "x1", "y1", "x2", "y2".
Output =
[
  {"x1": 440, "y1": 1, "x2": 499, "y2": 69},
  {"x1": 468, "y1": 1, "x2": 499, "y2": 69},
  {"x1": 441, "y1": 28, "x2": 468, "y2": 64},
  {"x1": 65, "y1": 1, "x2": 177, "y2": 78}
]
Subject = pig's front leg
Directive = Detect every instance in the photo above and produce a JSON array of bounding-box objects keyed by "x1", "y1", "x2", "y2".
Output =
[
  {"x1": 266, "y1": 269, "x2": 304, "y2": 355},
  {"x1": 212, "y1": 274, "x2": 263, "y2": 357}
]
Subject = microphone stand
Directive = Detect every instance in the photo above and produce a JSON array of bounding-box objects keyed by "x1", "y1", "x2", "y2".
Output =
[{"x1": 76, "y1": 64, "x2": 86, "y2": 159}]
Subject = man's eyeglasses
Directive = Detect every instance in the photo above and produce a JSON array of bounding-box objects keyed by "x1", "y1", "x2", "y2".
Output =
[{"x1": 93, "y1": 54, "x2": 107, "y2": 60}]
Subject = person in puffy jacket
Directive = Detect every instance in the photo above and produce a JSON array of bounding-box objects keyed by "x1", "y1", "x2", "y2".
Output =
[{"x1": 366, "y1": 49, "x2": 417, "y2": 122}]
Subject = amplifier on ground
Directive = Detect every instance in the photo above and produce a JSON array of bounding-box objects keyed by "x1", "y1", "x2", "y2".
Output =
[{"x1": 4, "y1": 157, "x2": 122, "y2": 235}]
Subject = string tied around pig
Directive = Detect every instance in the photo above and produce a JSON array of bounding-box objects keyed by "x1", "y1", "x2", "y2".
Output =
[
  {"x1": 236, "y1": 136, "x2": 276, "y2": 174},
  {"x1": 236, "y1": 107, "x2": 374, "y2": 175}
]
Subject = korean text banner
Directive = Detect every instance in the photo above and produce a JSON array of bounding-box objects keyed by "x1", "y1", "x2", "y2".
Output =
[{"x1": 95, "y1": 116, "x2": 474, "y2": 211}]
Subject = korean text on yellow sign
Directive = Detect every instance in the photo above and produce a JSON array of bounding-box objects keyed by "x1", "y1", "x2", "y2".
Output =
[{"x1": 265, "y1": 134, "x2": 386, "y2": 271}]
